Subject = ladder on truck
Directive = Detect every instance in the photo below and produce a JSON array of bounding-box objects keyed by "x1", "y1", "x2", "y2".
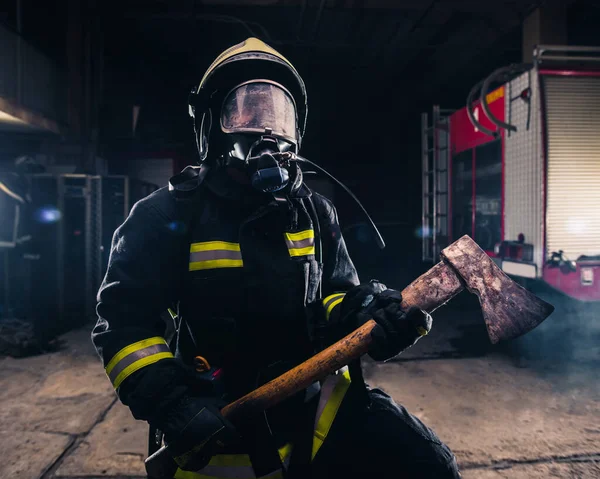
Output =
[{"x1": 421, "y1": 105, "x2": 451, "y2": 262}]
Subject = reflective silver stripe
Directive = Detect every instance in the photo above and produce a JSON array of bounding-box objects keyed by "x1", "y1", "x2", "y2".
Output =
[
  {"x1": 315, "y1": 366, "x2": 348, "y2": 429},
  {"x1": 284, "y1": 230, "x2": 315, "y2": 257},
  {"x1": 312, "y1": 366, "x2": 351, "y2": 460},
  {"x1": 189, "y1": 250, "x2": 243, "y2": 262},
  {"x1": 189, "y1": 241, "x2": 244, "y2": 271},
  {"x1": 284, "y1": 237, "x2": 314, "y2": 250},
  {"x1": 107, "y1": 342, "x2": 171, "y2": 385}
]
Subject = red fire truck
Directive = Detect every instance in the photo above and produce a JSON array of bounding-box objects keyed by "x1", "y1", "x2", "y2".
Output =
[{"x1": 421, "y1": 45, "x2": 600, "y2": 304}]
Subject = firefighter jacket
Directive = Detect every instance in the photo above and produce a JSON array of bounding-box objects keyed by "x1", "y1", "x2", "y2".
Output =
[{"x1": 92, "y1": 166, "x2": 362, "y2": 474}]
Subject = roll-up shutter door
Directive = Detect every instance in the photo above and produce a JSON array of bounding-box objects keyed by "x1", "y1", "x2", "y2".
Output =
[{"x1": 543, "y1": 75, "x2": 600, "y2": 260}]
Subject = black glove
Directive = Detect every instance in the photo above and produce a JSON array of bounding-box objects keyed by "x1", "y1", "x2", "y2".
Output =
[
  {"x1": 339, "y1": 280, "x2": 432, "y2": 361},
  {"x1": 153, "y1": 395, "x2": 240, "y2": 471}
]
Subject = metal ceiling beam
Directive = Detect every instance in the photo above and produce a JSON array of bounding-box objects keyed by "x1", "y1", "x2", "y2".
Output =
[
  {"x1": 312, "y1": 0, "x2": 327, "y2": 41},
  {"x1": 295, "y1": 0, "x2": 307, "y2": 39}
]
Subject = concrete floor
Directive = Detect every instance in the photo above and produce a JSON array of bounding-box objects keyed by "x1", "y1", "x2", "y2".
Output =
[{"x1": 0, "y1": 297, "x2": 598, "y2": 479}]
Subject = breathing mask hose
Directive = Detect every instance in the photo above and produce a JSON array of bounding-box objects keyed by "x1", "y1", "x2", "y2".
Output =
[
  {"x1": 245, "y1": 141, "x2": 385, "y2": 250},
  {"x1": 294, "y1": 155, "x2": 386, "y2": 250},
  {"x1": 304, "y1": 196, "x2": 323, "y2": 298}
]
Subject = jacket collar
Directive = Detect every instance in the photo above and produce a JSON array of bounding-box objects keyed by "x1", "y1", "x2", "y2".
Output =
[{"x1": 204, "y1": 165, "x2": 312, "y2": 202}]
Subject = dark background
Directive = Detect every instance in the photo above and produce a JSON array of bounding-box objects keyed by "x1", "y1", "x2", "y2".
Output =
[{"x1": 2, "y1": 0, "x2": 600, "y2": 283}]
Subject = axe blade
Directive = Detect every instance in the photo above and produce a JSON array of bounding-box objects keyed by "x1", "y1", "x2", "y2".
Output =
[{"x1": 441, "y1": 236, "x2": 555, "y2": 344}]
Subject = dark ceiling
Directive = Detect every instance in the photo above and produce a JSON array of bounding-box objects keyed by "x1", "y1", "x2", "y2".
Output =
[
  {"x1": 2, "y1": 0, "x2": 599, "y2": 249},
  {"x1": 101, "y1": 0, "x2": 550, "y2": 156},
  {"x1": 94, "y1": 0, "x2": 600, "y2": 225},
  {"x1": 107, "y1": 1, "x2": 544, "y2": 95},
  {"x1": 106, "y1": 1, "x2": 600, "y2": 149}
]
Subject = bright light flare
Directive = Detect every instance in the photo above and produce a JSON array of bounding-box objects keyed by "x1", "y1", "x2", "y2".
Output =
[
  {"x1": 35, "y1": 206, "x2": 61, "y2": 224},
  {"x1": 415, "y1": 226, "x2": 432, "y2": 239},
  {"x1": 167, "y1": 221, "x2": 187, "y2": 235}
]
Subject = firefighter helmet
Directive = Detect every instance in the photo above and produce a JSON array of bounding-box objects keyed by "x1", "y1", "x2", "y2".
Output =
[{"x1": 188, "y1": 37, "x2": 308, "y2": 163}]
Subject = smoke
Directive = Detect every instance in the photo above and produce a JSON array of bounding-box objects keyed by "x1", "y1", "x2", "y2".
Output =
[{"x1": 499, "y1": 285, "x2": 600, "y2": 394}]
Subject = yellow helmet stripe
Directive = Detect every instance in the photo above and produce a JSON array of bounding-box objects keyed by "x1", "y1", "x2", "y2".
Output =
[{"x1": 199, "y1": 37, "x2": 297, "y2": 91}]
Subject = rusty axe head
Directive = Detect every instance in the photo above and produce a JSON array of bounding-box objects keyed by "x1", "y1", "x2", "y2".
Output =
[{"x1": 440, "y1": 236, "x2": 554, "y2": 344}]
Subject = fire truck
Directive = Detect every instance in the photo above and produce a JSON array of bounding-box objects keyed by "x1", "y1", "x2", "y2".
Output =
[{"x1": 421, "y1": 45, "x2": 600, "y2": 304}]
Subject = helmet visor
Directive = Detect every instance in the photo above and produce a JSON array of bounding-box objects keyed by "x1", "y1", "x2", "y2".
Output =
[{"x1": 220, "y1": 81, "x2": 298, "y2": 144}]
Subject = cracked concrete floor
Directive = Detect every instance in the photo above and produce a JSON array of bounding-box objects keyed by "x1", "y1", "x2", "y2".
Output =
[{"x1": 0, "y1": 298, "x2": 598, "y2": 479}]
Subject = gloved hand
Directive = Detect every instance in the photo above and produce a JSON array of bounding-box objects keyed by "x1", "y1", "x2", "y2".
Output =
[
  {"x1": 154, "y1": 395, "x2": 240, "y2": 471},
  {"x1": 339, "y1": 280, "x2": 432, "y2": 361}
]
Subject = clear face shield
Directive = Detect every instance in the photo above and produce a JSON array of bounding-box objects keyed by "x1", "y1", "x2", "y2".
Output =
[{"x1": 220, "y1": 80, "x2": 299, "y2": 145}]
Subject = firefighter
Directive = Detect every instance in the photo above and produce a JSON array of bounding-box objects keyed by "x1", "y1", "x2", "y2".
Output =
[{"x1": 93, "y1": 38, "x2": 461, "y2": 479}]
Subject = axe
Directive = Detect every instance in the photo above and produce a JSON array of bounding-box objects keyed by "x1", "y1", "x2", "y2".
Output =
[{"x1": 146, "y1": 235, "x2": 554, "y2": 477}]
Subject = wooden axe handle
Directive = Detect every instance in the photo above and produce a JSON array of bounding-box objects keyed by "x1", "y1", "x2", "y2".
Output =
[
  {"x1": 222, "y1": 320, "x2": 376, "y2": 422},
  {"x1": 146, "y1": 261, "x2": 463, "y2": 478}
]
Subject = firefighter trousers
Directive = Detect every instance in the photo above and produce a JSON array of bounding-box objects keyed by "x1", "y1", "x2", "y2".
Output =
[{"x1": 308, "y1": 387, "x2": 462, "y2": 479}]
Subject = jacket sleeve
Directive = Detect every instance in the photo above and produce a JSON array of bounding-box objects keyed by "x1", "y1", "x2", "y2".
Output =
[
  {"x1": 312, "y1": 193, "x2": 360, "y2": 327},
  {"x1": 92, "y1": 191, "x2": 193, "y2": 423}
]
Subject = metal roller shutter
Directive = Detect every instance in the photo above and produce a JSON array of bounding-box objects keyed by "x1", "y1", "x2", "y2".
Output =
[{"x1": 544, "y1": 75, "x2": 600, "y2": 260}]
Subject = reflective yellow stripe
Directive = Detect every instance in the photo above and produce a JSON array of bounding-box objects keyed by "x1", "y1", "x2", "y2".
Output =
[
  {"x1": 323, "y1": 293, "x2": 346, "y2": 321},
  {"x1": 189, "y1": 241, "x2": 243, "y2": 270},
  {"x1": 326, "y1": 297, "x2": 344, "y2": 319},
  {"x1": 322, "y1": 293, "x2": 345, "y2": 304},
  {"x1": 105, "y1": 337, "x2": 167, "y2": 375},
  {"x1": 167, "y1": 308, "x2": 177, "y2": 320},
  {"x1": 285, "y1": 230, "x2": 314, "y2": 242},
  {"x1": 191, "y1": 241, "x2": 241, "y2": 253},
  {"x1": 174, "y1": 371, "x2": 351, "y2": 475},
  {"x1": 277, "y1": 442, "x2": 293, "y2": 470},
  {"x1": 284, "y1": 230, "x2": 315, "y2": 257},
  {"x1": 312, "y1": 369, "x2": 352, "y2": 459},
  {"x1": 277, "y1": 443, "x2": 293, "y2": 463},
  {"x1": 326, "y1": 297, "x2": 344, "y2": 320},
  {"x1": 189, "y1": 259, "x2": 244, "y2": 271},
  {"x1": 288, "y1": 245, "x2": 316, "y2": 257},
  {"x1": 112, "y1": 352, "x2": 173, "y2": 389}
]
